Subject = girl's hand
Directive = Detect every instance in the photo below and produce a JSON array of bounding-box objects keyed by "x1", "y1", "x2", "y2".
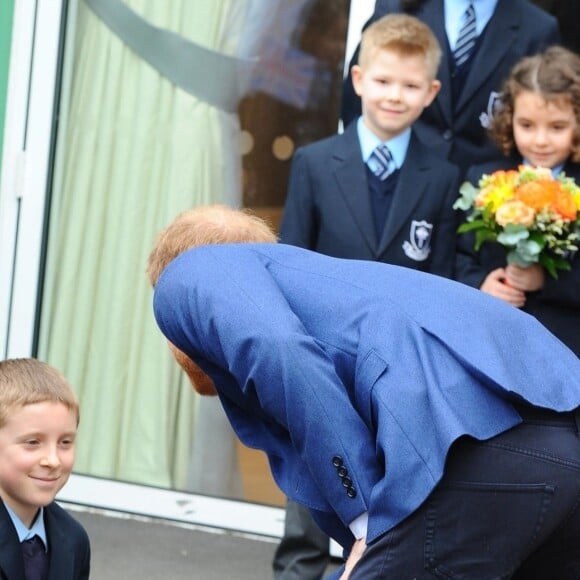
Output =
[
  {"x1": 480, "y1": 268, "x2": 526, "y2": 308},
  {"x1": 505, "y1": 263, "x2": 545, "y2": 292}
]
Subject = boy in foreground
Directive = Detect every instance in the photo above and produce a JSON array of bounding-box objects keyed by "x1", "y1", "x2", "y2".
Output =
[{"x1": 0, "y1": 358, "x2": 90, "y2": 580}]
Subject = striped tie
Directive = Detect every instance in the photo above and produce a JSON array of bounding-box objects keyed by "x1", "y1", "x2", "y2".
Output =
[
  {"x1": 369, "y1": 144, "x2": 393, "y2": 181},
  {"x1": 454, "y1": 4, "x2": 477, "y2": 68}
]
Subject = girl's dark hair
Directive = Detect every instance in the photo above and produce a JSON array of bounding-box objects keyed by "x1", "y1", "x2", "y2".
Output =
[{"x1": 490, "y1": 46, "x2": 580, "y2": 162}]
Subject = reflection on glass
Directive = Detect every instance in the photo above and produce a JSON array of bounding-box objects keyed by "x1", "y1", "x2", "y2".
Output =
[{"x1": 37, "y1": 0, "x2": 349, "y2": 506}]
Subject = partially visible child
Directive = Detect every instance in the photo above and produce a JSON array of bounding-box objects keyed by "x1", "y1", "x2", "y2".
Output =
[
  {"x1": 455, "y1": 46, "x2": 580, "y2": 356},
  {"x1": 0, "y1": 358, "x2": 90, "y2": 579}
]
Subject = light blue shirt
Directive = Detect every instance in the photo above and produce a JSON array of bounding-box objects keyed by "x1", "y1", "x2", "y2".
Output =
[
  {"x1": 357, "y1": 117, "x2": 411, "y2": 172},
  {"x1": 5, "y1": 503, "x2": 48, "y2": 551},
  {"x1": 445, "y1": 0, "x2": 499, "y2": 50},
  {"x1": 522, "y1": 158, "x2": 565, "y2": 177}
]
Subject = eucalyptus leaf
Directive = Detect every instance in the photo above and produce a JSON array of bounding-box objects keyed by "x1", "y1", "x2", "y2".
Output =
[
  {"x1": 453, "y1": 182, "x2": 478, "y2": 210},
  {"x1": 506, "y1": 250, "x2": 535, "y2": 268},
  {"x1": 497, "y1": 225, "x2": 529, "y2": 245}
]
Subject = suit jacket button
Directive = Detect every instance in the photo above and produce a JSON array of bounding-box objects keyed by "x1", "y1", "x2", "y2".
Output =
[
  {"x1": 443, "y1": 129, "x2": 453, "y2": 141},
  {"x1": 337, "y1": 466, "x2": 348, "y2": 478},
  {"x1": 347, "y1": 487, "x2": 357, "y2": 499},
  {"x1": 332, "y1": 456, "x2": 343, "y2": 468},
  {"x1": 342, "y1": 476, "x2": 352, "y2": 487}
]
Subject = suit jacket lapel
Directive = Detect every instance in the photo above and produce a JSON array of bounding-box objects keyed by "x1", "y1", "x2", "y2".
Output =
[
  {"x1": 563, "y1": 160, "x2": 580, "y2": 182},
  {"x1": 0, "y1": 501, "x2": 26, "y2": 579},
  {"x1": 455, "y1": 0, "x2": 516, "y2": 114},
  {"x1": 377, "y1": 135, "x2": 431, "y2": 256},
  {"x1": 420, "y1": 0, "x2": 453, "y2": 126},
  {"x1": 45, "y1": 505, "x2": 75, "y2": 580},
  {"x1": 333, "y1": 123, "x2": 379, "y2": 252}
]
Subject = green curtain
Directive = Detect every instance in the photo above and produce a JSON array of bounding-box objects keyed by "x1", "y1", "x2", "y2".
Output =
[{"x1": 38, "y1": 0, "x2": 251, "y2": 490}]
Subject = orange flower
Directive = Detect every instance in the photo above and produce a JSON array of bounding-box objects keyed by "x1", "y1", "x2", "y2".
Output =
[
  {"x1": 495, "y1": 200, "x2": 535, "y2": 227},
  {"x1": 514, "y1": 179, "x2": 559, "y2": 211},
  {"x1": 554, "y1": 189, "x2": 578, "y2": 220}
]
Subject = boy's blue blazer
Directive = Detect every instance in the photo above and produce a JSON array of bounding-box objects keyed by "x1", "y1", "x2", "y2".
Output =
[
  {"x1": 280, "y1": 122, "x2": 460, "y2": 278},
  {"x1": 0, "y1": 499, "x2": 90, "y2": 579},
  {"x1": 153, "y1": 243, "x2": 580, "y2": 550}
]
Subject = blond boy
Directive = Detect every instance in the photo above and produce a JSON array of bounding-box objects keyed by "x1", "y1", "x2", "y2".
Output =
[{"x1": 0, "y1": 358, "x2": 90, "y2": 579}]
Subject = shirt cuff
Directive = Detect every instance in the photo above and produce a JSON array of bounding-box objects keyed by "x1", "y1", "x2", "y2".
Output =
[{"x1": 348, "y1": 512, "x2": 368, "y2": 540}]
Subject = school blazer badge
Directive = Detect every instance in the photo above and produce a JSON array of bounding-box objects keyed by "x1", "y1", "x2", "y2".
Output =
[
  {"x1": 479, "y1": 91, "x2": 503, "y2": 129},
  {"x1": 402, "y1": 219, "x2": 432, "y2": 261}
]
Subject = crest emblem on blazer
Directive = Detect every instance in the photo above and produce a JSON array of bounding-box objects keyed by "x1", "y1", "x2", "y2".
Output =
[
  {"x1": 479, "y1": 91, "x2": 503, "y2": 129},
  {"x1": 403, "y1": 220, "x2": 432, "y2": 261}
]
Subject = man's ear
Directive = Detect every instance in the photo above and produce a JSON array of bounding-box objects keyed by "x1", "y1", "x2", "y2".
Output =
[{"x1": 167, "y1": 341, "x2": 217, "y2": 396}]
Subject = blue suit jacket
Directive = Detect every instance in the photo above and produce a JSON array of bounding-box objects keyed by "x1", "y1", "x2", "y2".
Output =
[
  {"x1": 341, "y1": 0, "x2": 560, "y2": 174},
  {"x1": 0, "y1": 500, "x2": 90, "y2": 580},
  {"x1": 455, "y1": 158, "x2": 580, "y2": 356},
  {"x1": 153, "y1": 243, "x2": 580, "y2": 549},
  {"x1": 280, "y1": 123, "x2": 460, "y2": 278}
]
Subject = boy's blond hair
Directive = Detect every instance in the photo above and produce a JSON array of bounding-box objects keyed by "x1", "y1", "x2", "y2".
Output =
[
  {"x1": 0, "y1": 358, "x2": 79, "y2": 428},
  {"x1": 358, "y1": 13, "x2": 441, "y2": 80},
  {"x1": 147, "y1": 204, "x2": 278, "y2": 286}
]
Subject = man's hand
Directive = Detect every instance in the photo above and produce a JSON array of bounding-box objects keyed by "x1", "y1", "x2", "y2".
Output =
[{"x1": 339, "y1": 538, "x2": 366, "y2": 580}]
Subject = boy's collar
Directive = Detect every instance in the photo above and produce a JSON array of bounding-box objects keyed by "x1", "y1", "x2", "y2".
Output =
[
  {"x1": 356, "y1": 117, "x2": 411, "y2": 170},
  {"x1": 4, "y1": 502, "x2": 48, "y2": 549}
]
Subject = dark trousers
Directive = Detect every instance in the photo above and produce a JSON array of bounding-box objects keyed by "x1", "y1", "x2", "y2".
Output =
[
  {"x1": 273, "y1": 499, "x2": 331, "y2": 580},
  {"x1": 348, "y1": 409, "x2": 580, "y2": 579}
]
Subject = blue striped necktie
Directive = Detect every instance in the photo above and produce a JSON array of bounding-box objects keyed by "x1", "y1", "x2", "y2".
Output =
[
  {"x1": 454, "y1": 4, "x2": 477, "y2": 67},
  {"x1": 369, "y1": 144, "x2": 393, "y2": 181}
]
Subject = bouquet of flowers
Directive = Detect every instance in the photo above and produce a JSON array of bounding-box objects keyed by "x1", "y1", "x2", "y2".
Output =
[{"x1": 454, "y1": 165, "x2": 580, "y2": 278}]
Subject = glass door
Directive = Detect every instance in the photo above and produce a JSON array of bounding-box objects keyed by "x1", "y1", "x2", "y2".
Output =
[{"x1": 1, "y1": 0, "x2": 374, "y2": 530}]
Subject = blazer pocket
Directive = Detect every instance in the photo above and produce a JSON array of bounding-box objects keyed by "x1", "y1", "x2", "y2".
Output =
[{"x1": 355, "y1": 349, "x2": 389, "y2": 426}]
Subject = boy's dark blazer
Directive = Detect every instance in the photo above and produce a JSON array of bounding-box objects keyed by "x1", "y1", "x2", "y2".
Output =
[
  {"x1": 455, "y1": 158, "x2": 580, "y2": 356},
  {"x1": 280, "y1": 121, "x2": 460, "y2": 278},
  {"x1": 0, "y1": 499, "x2": 90, "y2": 580},
  {"x1": 341, "y1": 0, "x2": 560, "y2": 174}
]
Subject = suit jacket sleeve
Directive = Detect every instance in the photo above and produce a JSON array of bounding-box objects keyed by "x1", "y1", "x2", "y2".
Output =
[{"x1": 153, "y1": 247, "x2": 380, "y2": 528}]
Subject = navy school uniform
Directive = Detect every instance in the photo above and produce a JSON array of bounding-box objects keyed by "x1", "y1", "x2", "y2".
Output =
[
  {"x1": 280, "y1": 121, "x2": 460, "y2": 279},
  {"x1": 455, "y1": 157, "x2": 580, "y2": 356}
]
